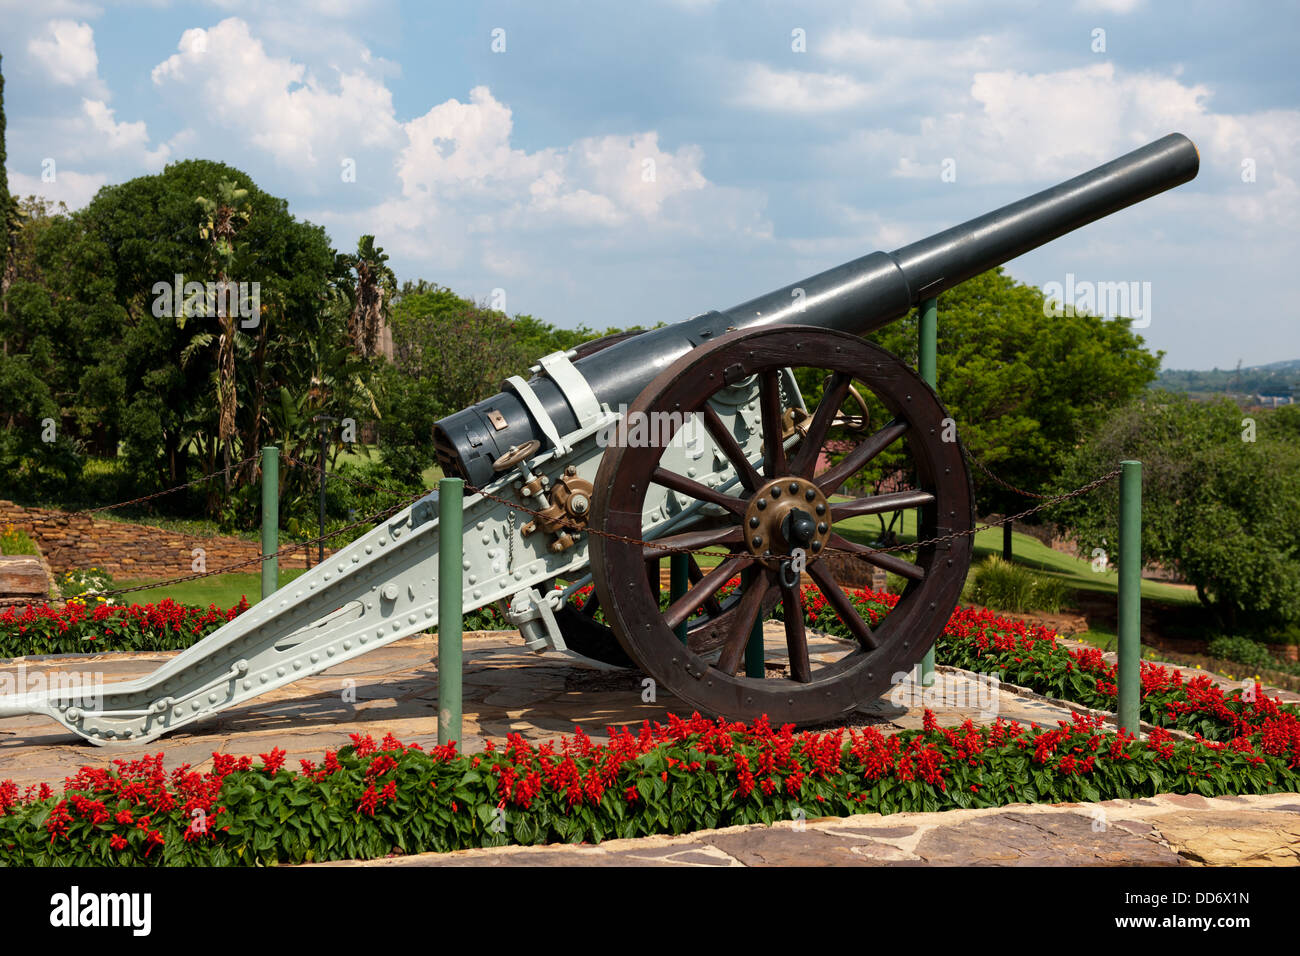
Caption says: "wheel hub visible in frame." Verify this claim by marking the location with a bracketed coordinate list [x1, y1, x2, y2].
[742, 476, 831, 568]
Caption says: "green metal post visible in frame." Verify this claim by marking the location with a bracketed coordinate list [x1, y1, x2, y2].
[260, 446, 279, 601]
[743, 566, 765, 678]
[1117, 460, 1142, 737]
[437, 478, 464, 748]
[670, 554, 689, 643]
[918, 296, 938, 687]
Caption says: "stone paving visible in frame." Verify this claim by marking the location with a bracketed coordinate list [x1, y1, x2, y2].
[0, 628, 1081, 789]
[321, 792, 1300, 867]
[1, 629, 1297, 866]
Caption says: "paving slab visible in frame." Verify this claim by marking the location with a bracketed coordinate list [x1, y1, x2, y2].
[317, 793, 1300, 868]
[0, 629, 1083, 789]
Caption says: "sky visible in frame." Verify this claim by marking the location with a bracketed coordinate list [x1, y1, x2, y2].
[2, 0, 1297, 371]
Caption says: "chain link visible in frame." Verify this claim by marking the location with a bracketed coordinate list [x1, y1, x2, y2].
[962, 446, 1053, 500]
[279, 454, 416, 501]
[465, 463, 1120, 563]
[38, 441, 1118, 601]
[843, 466, 1122, 555]
[73, 490, 426, 599]
[21, 454, 263, 522]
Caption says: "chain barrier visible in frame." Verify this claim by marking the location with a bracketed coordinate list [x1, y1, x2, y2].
[19, 454, 263, 522]
[846, 465, 1122, 555]
[26, 437, 1116, 602]
[279, 454, 417, 501]
[962, 446, 1054, 500]
[68, 489, 426, 600]
[460, 452, 1122, 563]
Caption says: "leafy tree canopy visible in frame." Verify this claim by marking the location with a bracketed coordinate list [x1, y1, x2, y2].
[1050, 392, 1300, 634]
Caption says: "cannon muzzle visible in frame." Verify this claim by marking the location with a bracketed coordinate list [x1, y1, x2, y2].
[437, 133, 1199, 484]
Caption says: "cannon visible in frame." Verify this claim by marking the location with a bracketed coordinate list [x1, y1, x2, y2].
[0, 134, 1199, 744]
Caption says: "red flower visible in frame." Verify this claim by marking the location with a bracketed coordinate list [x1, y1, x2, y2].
[259, 747, 286, 776]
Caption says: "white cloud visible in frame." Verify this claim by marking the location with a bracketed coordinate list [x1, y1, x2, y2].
[394, 87, 711, 227]
[831, 61, 1299, 229]
[81, 99, 170, 168]
[27, 19, 103, 92]
[150, 17, 402, 169]
[1074, 0, 1143, 13]
[312, 84, 767, 286]
[6, 168, 108, 210]
[729, 63, 874, 112]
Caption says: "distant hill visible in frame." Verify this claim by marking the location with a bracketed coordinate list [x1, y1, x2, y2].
[1156, 358, 1300, 397]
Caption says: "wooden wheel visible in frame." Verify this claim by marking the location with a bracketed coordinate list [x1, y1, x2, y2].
[588, 326, 973, 724]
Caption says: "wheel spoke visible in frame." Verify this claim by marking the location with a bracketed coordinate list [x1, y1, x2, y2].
[831, 489, 935, 521]
[716, 569, 772, 675]
[827, 533, 925, 580]
[807, 562, 877, 649]
[702, 403, 762, 493]
[815, 419, 908, 495]
[780, 581, 812, 682]
[788, 372, 852, 477]
[687, 557, 724, 617]
[651, 467, 746, 516]
[759, 370, 788, 477]
[664, 554, 751, 632]
[643, 526, 742, 558]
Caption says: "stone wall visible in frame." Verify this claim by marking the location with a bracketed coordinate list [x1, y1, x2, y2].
[0, 500, 333, 582]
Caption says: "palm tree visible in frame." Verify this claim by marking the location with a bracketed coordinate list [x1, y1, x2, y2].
[192, 180, 251, 488]
[336, 235, 396, 359]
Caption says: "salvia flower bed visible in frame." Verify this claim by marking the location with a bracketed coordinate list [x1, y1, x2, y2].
[2, 587, 1295, 747]
[0, 597, 504, 659]
[1, 709, 1298, 866]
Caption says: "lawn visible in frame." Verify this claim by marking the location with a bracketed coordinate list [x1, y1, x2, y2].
[114, 568, 308, 609]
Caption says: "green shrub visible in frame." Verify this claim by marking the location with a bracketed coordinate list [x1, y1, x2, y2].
[967, 556, 1069, 613]
[1207, 634, 1277, 671]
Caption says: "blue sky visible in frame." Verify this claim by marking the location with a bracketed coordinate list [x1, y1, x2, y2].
[2, 0, 1297, 370]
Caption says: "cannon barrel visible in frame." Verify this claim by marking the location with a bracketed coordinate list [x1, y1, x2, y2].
[436, 133, 1199, 485]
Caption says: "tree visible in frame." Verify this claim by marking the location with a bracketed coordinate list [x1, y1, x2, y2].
[3, 160, 346, 521]
[1, 53, 8, 290]
[866, 267, 1160, 518]
[1051, 392, 1300, 634]
[374, 285, 629, 484]
[336, 235, 396, 359]
[192, 179, 252, 488]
